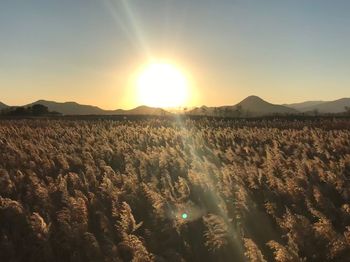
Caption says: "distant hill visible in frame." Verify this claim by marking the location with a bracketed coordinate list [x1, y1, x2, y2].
[119, 105, 170, 116]
[27, 100, 109, 115]
[0, 102, 9, 110]
[188, 106, 212, 116]
[25, 100, 170, 116]
[189, 96, 297, 117]
[2, 96, 349, 116]
[234, 96, 297, 115]
[292, 98, 350, 113]
[284, 101, 327, 111]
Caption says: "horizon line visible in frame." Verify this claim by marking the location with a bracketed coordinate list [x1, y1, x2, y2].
[1, 95, 350, 111]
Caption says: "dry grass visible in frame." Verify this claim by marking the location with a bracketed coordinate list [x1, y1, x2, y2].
[0, 119, 349, 261]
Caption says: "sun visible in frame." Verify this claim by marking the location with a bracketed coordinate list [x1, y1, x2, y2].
[137, 62, 189, 108]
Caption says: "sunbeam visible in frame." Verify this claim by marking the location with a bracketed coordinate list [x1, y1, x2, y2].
[103, 0, 152, 59]
[167, 117, 246, 259]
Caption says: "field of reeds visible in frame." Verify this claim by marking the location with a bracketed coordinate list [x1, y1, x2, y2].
[0, 119, 349, 261]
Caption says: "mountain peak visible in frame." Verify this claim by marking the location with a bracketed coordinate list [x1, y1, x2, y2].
[246, 95, 262, 99]
[233, 95, 297, 115]
[238, 96, 271, 107]
[35, 99, 49, 103]
[241, 95, 266, 103]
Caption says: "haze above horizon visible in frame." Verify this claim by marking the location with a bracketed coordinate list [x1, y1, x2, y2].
[1, 0, 349, 109]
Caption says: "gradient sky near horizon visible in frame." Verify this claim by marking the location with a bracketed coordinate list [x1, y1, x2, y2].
[1, 0, 350, 109]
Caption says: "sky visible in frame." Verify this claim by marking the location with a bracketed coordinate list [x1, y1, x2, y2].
[0, 0, 350, 109]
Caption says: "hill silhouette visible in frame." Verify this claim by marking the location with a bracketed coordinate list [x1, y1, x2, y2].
[1, 96, 349, 116]
[189, 96, 297, 117]
[284, 101, 326, 111]
[235, 95, 297, 115]
[27, 100, 109, 115]
[25, 100, 169, 116]
[287, 98, 350, 113]
[117, 105, 170, 116]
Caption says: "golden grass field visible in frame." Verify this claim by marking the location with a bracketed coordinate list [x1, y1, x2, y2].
[0, 119, 350, 261]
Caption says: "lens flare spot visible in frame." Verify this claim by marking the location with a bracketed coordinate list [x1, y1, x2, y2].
[181, 213, 188, 219]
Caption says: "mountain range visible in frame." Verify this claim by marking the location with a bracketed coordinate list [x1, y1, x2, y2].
[26, 100, 169, 116]
[284, 98, 350, 113]
[0, 96, 349, 116]
[189, 96, 349, 116]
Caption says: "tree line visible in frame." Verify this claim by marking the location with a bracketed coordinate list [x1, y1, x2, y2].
[0, 104, 61, 116]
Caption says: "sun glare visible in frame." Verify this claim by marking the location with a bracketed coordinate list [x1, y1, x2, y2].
[137, 63, 189, 108]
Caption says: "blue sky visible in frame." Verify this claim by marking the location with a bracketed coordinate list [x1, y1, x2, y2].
[0, 0, 349, 108]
